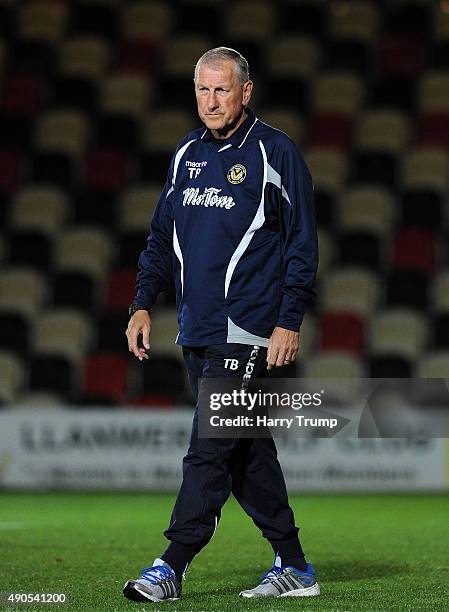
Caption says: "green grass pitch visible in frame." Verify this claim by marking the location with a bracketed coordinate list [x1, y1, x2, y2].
[0, 492, 448, 611]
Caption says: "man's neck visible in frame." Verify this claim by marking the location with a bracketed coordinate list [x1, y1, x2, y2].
[210, 108, 248, 140]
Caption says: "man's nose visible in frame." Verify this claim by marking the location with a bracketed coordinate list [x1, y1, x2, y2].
[207, 92, 219, 111]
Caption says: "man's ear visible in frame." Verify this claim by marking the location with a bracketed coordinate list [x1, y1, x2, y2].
[242, 80, 253, 106]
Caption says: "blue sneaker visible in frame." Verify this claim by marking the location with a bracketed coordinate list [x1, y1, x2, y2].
[239, 555, 320, 598]
[123, 558, 181, 602]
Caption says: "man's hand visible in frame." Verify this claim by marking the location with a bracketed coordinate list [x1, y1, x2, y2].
[126, 310, 151, 361]
[267, 326, 299, 370]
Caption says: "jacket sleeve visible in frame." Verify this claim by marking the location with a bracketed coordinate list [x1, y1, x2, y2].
[133, 159, 176, 310]
[277, 141, 318, 330]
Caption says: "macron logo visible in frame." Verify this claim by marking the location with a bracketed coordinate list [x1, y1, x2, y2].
[182, 187, 236, 210]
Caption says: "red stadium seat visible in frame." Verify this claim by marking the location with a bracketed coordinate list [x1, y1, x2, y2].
[320, 312, 365, 355]
[85, 148, 128, 192]
[415, 114, 449, 149]
[1, 74, 43, 117]
[391, 228, 435, 274]
[106, 269, 136, 311]
[308, 113, 352, 150]
[116, 38, 160, 75]
[377, 36, 422, 76]
[0, 150, 22, 194]
[83, 352, 129, 402]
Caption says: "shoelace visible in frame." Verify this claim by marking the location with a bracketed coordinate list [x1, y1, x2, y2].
[261, 565, 285, 583]
[140, 565, 174, 585]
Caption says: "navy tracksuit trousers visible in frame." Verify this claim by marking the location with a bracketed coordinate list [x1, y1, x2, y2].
[161, 344, 305, 575]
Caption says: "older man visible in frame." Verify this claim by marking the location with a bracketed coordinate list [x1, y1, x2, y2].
[124, 47, 319, 602]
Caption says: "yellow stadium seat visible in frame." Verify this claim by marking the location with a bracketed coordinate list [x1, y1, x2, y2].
[225, 1, 276, 40]
[321, 267, 380, 316]
[61, 36, 110, 79]
[143, 109, 196, 152]
[56, 227, 112, 278]
[0, 267, 47, 317]
[431, 270, 449, 313]
[369, 309, 428, 360]
[418, 71, 449, 112]
[259, 109, 303, 146]
[268, 36, 320, 78]
[165, 35, 212, 77]
[402, 147, 449, 192]
[356, 110, 410, 152]
[33, 308, 92, 362]
[120, 185, 163, 231]
[19, 1, 67, 43]
[339, 186, 394, 235]
[35, 110, 89, 156]
[418, 352, 449, 377]
[305, 147, 348, 193]
[101, 75, 150, 117]
[314, 72, 364, 114]
[0, 350, 23, 403]
[331, 0, 379, 41]
[11, 187, 67, 234]
[124, 1, 172, 40]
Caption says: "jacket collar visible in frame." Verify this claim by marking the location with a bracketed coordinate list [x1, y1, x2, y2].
[201, 108, 257, 149]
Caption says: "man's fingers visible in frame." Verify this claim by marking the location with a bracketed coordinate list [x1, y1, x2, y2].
[142, 325, 150, 350]
[266, 340, 277, 371]
[275, 346, 288, 367]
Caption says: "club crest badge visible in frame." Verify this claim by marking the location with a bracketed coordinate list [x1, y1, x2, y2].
[227, 164, 247, 184]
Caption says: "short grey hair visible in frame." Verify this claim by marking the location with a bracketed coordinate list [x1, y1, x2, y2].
[194, 47, 250, 84]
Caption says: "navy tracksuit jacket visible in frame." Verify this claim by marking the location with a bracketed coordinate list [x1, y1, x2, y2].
[133, 110, 318, 569]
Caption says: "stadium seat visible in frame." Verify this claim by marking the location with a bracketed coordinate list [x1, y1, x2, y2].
[106, 269, 137, 311]
[83, 352, 129, 402]
[296, 313, 317, 358]
[8, 231, 53, 270]
[52, 272, 98, 312]
[400, 189, 442, 229]
[73, 189, 117, 229]
[164, 35, 212, 77]
[370, 75, 415, 111]
[69, 2, 118, 39]
[29, 354, 75, 396]
[10, 186, 67, 235]
[331, 0, 379, 42]
[19, 1, 67, 43]
[350, 151, 397, 188]
[148, 309, 181, 357]
[418, 71, 449, 112]
[31, 152, 75, 189]
[302, 351, 365, 403]
[417, 351, 449, 378]
[123, 1, 172, 41]
[268, 36, 320, 79]
[377, 36, 422, 76]
[402, 147, 449, 192]
[100, 75, 150, 117]
[56, 227, 112, 279]
[433, 314, 449, 349]
[316, 228, 334, 277]
[280, 1, 326, 37]
[385, 270, 428, 310]
[0, 267, 47, 317]
[35, 110, 89, 157]
[0, 313, 29, 352]
[314, 73, 364, 114]
[0, 150, 22, 195]
[0, 350, 23, 403]
[338, 231, 381, 269]
[339, 186, 394, 235]
[308, 113, 353, 150]
[61, 35, 110, 79]
[224, 1, 275, 41]
[326, 39, 371, 73]
[304, 148, 348, 193]
[431, 269, 449, 313]
[95, 113, 138, 150]
[96, 311, 129, 351]
[320, 312, 365, 355]
[14, 391, 65, 407]
[1, 74, 44, 117]
[356, 109, 410, 153]
[51, 75, 97, 112]
[119, 185, 161, 231]
[415, 113, 449, 149]
[116, 38, 160, 76]
[141, 354, 187, 397]
[321, 268, 379, 316]
[369, 309, 428, 360]
[391, 228, 436, 275]
[142, 110, 196, 153]
[33, 309, 93, 362]
[85, 148, 128, 192]
[368, 355, 412, 378]
[258, 109, 303, 146]
[264, 76, 309, 113]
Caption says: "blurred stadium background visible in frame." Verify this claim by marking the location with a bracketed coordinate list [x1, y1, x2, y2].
[1, 2, 448, 609]
[0, 0, 448, 489]
[0, 0, 449, 408]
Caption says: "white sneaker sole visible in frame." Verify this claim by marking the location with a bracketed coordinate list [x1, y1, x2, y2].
[240, 582, 320, 598]
[123, 580, 180, 603]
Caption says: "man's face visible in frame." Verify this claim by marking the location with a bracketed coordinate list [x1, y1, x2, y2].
[195, 60, 253, 137]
